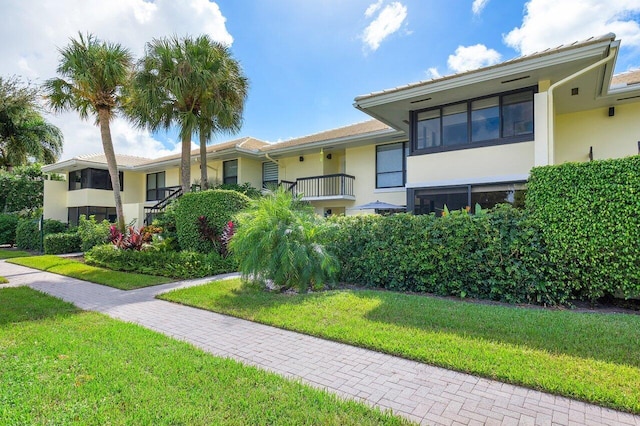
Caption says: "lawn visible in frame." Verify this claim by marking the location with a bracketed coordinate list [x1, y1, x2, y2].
[0, 286, 408, 425]
[160, 278, 640, 414]
[7, 255, 172, 290]
[0, 248, 32, 259]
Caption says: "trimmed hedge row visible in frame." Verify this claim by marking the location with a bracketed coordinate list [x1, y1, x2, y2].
[526, 156, 640, 301]
[327, 205, 565, 305]
[44, 233, 82, 254]
[85, 244, 237, 279]
[0, 214, 19, 245]
[175, 190, 250, 253]
[15, 218, 67, 251]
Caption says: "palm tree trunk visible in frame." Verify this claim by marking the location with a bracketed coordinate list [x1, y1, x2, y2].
[97, 108, 125, 231]
[181, 133, 192, 194]
[199, 130, 208, 190]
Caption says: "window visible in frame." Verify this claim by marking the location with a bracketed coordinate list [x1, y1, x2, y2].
[376, 142, 407, 188]
[412, 87, 535, 154]
[262, 162, 278, 189]
[223, 160, 238, 185]
[146, 172, 166, 201]
[67, 206, 117, 226]
[409, 182, 526, 216]
[68, 168, 123, 191]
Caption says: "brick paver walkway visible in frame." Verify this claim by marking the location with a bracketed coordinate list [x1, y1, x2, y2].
[2, 260, 639, 426]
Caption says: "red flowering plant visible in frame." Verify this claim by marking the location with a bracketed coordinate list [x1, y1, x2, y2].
[196, 216, 235, 258]
[108, 225, 148, 251]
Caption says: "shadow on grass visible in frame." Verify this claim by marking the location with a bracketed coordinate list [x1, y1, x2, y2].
[360, 289, 640, 368]
[0, 286, 80, 325]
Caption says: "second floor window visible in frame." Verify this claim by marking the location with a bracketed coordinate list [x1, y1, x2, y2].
[146, 171, 166, 201]
[68, 168, 123, 191]
[223, 159, 238, 185]
[412, 87, 535, 154]
[376, 142, 407, 188]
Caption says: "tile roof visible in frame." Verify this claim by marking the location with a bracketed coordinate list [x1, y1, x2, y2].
[355, 33, 617, 102]
[75, 153, 152, 166]
[137, 136, 269, 165]
[262, 120, 392, 151]
[611, 69, 640, 87]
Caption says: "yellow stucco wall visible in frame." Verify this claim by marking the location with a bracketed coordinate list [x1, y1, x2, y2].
[555, 102, 640, 164]
[406, 141, 535, 185]
[66, 189, 115, 207]
[238, 157, 263, 188]
[43, 180, 68, 222]
[122, 171, 144, 204]
[278, 152, 324, 181]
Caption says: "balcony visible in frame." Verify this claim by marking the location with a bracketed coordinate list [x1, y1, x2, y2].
[282, 173, 355, 201]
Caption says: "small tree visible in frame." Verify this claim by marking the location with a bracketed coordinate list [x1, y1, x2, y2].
[230, 188, 338, 292]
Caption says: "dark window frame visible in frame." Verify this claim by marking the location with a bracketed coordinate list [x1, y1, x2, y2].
[262, 161, 279, 189]
[68, 168, 123, 191]
[146, 171, 166, 201]
[67, 206, 117, 226]
[407, 181, 527, 216]
[223, 159, 238, 185]
[410, 86, 537, 156]
[375, 141, 408, 189]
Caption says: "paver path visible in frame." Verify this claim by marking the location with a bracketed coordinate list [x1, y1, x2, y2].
[2, 260, 639, 426]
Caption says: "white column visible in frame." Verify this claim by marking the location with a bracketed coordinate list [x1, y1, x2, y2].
[534, 91, 549, 167]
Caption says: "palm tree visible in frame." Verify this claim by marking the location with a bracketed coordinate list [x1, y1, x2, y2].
[127, 35, 248, 194]
[43, 33, 132, 231]
[197, 44, 248, 189]
[0, 76, 63, 169]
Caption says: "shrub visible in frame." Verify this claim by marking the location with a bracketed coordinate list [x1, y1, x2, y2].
[175, 190, 250, 253]
[327, 205, 564, 305]
[44, 233, 81, 254]
[77, 215, 111, 252]
[15, 218, 67, 251]
[527, 156, 640, 301]
[85, 244, 236, 279]
[152, 204, 180, 251]
[230, 189, 338, 292]
[0, 214, 19, 245]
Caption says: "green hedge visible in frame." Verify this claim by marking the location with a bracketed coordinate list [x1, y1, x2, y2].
[327, 205, 564, 305]
[526, 156, 640, 301]
[15, 218, 67, 251]
[44, 233, 82, 254]
[175, 190, 250, 253]
[0, 214, 19, 245]
[77, 215, 111, 252]
[85, 245, 237, 279]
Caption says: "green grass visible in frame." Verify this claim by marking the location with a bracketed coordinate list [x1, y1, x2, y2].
[0, 249, 32, 259]
[7, 255, 172, 290]
[161, 279, 640, 414]
[0, 276, 7, 283]
[0, 287, 408, 425]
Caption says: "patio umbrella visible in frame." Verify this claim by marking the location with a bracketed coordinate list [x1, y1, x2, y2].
[351, 200, 405, 210]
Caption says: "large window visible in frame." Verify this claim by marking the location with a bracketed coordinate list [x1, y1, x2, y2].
[68, 168, 123, 191]
[262, 162, 278, 189]
[146, 171, 166, 201]
[376, 142, 408, 188]
[223, 159, 238, 185]
[409, 182, 526, 216]
[412, 87, 535, 154]
[67, 206, 117, 226]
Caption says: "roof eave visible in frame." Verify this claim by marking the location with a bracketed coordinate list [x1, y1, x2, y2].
[355, 36, 615, 109]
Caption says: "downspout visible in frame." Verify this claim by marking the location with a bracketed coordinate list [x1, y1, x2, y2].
[547, 42, 618, 164]
[264, 152, 279, 165]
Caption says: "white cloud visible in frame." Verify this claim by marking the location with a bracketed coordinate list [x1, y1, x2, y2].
[0, 0, 232, 160]
[504, 0, 640, 55]
[365, 0, 384, 18]
[447, 44, 502, 73]
[362, 2, 408, 51]
[426, 67, 442, 79]
[472, 0, 490, 15]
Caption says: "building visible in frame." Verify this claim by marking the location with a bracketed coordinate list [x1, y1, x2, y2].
[42, 33, 640, 224]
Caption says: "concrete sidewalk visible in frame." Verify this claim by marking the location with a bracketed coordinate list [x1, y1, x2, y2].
[1, 260, 638, 426]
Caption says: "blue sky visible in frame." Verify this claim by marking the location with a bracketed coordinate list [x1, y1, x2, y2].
[1, 0, 639, 159]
